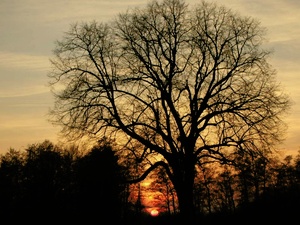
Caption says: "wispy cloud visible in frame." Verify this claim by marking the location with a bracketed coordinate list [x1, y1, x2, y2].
[0, 51, 51, 97]
[0, 51, 50, 71]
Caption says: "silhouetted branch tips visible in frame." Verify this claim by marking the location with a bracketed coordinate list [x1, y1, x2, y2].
[47, 0, 291, 222]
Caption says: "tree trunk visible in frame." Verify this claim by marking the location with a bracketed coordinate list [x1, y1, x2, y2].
[172, 158, 196, 223]
[177, 186, 195, 222]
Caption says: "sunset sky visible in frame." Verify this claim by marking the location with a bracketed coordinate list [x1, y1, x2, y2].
[1, 0, 299, 155]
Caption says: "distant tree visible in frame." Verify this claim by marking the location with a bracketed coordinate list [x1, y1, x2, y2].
[217, 167, 236, 213]
[48, 0, 290, 222]
[0, 140, 131, 223]
[151, 167, 178, 215]
[234, 152, 268, 208]
[194, 163, 218, 214]
[74, 140, 128, 223]
[21, 140, 68, 219]
[0, 148, 24, 218]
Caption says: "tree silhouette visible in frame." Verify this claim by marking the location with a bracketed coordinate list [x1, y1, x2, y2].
[0, 140, 132, 223]
[74, 141, 127, 223]
[48, 0, 290, 222]
[1, 140, 300, 223]
[0, 148, 24, 219]
[21, 141, 72, 221]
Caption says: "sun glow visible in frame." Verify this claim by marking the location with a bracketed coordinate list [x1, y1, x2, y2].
[150, 209, 159, 216]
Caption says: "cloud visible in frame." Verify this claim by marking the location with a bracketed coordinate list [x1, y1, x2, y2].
[0, 51, 50, 71]
[0, 51, 51, 97]
[0, 0, 148, 25]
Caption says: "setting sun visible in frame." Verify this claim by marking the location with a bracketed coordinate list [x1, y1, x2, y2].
[150, 209, 159, 216]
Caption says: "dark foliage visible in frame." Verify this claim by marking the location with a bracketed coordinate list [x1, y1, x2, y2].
[0, 140, 129, 224]
[0, 140, 299, 224]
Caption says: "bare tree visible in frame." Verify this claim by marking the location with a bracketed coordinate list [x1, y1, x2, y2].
[48, 0, 290, 221]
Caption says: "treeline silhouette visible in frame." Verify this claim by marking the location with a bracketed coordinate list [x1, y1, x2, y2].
[0, 140, 133, 224]
[0, 140, 299, 224]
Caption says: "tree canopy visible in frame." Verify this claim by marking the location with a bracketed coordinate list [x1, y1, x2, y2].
[48, 0, 290, 222]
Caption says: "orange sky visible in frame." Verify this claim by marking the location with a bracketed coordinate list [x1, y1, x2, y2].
[129, 179, 172, 215]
